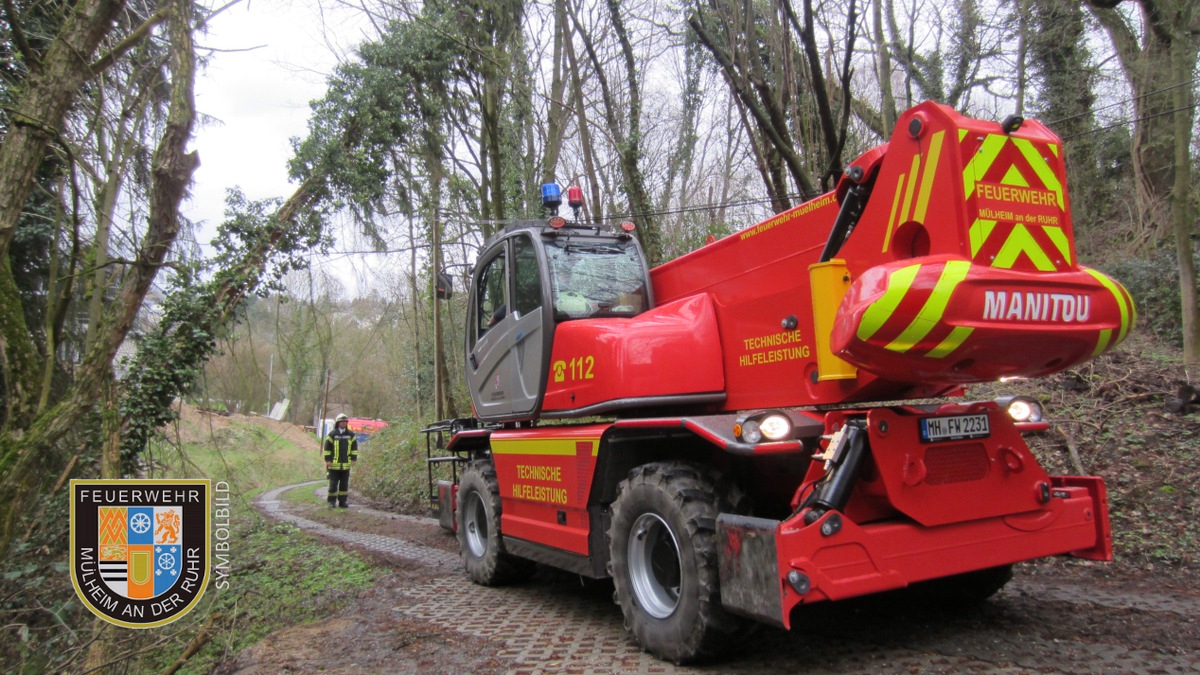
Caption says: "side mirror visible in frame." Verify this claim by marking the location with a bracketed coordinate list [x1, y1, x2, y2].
[435, 271, 454, 300]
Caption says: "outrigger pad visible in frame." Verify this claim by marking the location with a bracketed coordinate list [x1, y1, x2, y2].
[717, 514, 784, 628]
[436, 480, 456, 532]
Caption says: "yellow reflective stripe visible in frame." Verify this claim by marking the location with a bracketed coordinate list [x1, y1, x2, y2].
[913, 131, 945, 223]
[963, 134, 1008, 199]
[993, 223, 1056, 271]
[969, 218, 997, 256]
[491, 438, 599, 456]
[899, 154, 921, 224]
[1013, 137, 1064, 209]
[927, 326, 975, 358]
[857, 264, 922, 341]
[1092, 328, 1113, 357]
[885, 261, 972, 352]
[1049, 143, 1059, 157]
[1086, 268, 1133, 343]
[958, 129, 968, 142]
[1043, 226, 1072, 264]
[882, 174, 906, 253]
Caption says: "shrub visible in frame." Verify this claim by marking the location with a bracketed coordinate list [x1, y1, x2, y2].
[1099, 247, 1196, 346]
[353, 419, 439, 514]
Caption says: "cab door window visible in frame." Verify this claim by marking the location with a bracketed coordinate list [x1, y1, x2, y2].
[511, 235, 543, 316]
[475, 251, 507, 339]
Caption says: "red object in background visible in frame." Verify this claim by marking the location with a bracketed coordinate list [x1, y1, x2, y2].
[347, 418, 388, 434]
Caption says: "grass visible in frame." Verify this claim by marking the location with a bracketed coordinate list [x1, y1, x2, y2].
[147, 417, 322, 491]
[126, 418, 385, 673]
[136, 502, 381, 673]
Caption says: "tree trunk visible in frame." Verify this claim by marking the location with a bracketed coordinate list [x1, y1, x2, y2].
[0, 0, 197, 554]
[1170, 38, 1198, 363]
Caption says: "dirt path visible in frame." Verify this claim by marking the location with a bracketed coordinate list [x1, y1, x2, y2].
[226, 482, 1200, 674]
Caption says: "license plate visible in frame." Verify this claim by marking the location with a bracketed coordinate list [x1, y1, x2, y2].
[920, 414, 990, 442]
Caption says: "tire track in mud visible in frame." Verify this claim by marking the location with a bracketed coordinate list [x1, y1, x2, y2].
[257, 482, 1200, 674]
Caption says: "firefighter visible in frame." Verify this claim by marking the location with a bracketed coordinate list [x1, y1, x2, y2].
[323, 413, 358, 508]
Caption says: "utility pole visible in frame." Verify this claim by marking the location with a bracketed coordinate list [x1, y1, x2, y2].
[266, 353, 273, 416]
[320, 368, 331, 434]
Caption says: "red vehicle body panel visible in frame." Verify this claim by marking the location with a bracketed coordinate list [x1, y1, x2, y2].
[541, 294, 724, 415]
[489, 425, 607, 555]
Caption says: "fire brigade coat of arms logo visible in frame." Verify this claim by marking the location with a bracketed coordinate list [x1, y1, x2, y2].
[70, 479, 211, 628]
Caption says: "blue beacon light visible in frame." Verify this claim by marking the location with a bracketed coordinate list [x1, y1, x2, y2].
[541, 183, 562, 214]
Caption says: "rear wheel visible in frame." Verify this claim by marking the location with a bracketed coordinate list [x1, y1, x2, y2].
[456, 460, 535, 585]
[608, 462, 746, 664]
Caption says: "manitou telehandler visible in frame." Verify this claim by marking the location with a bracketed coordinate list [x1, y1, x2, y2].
[423, 101, 1134, 663]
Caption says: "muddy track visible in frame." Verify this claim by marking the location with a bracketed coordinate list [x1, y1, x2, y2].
[248, 482, 1200, 674]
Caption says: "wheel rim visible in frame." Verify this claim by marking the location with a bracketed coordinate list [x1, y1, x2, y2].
[627, 512, 682, 619]
[463, 491, 489, 558]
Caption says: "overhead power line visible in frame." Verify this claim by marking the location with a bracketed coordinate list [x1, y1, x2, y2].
[1044, 76, 1200, 127]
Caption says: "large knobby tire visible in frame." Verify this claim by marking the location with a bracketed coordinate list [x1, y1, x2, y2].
[456, 460, 535, 585]
[607, 462, 747, 664]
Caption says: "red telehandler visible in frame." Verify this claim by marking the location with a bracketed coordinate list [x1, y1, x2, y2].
[423, 101, 1134, 663]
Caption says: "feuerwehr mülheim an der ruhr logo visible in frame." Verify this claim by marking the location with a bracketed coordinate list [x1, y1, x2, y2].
[70, 479, 211, 628]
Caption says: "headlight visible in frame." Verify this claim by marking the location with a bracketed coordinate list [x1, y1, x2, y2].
[738, 419, 762, 444]
[735, 411, 793, 444]
[759, 414, 793, 441]
[996, 395, 1044, 423]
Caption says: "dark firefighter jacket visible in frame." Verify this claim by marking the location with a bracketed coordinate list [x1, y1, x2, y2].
[324, 427, 358, 470]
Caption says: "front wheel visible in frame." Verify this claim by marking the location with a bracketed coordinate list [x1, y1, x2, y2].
[607, 462, 746, 663]
[456, 460, 535, 585]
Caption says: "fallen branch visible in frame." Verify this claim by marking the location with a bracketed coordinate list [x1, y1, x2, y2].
[161, 611, 223, 675]
[1049, 425, 1086, 475]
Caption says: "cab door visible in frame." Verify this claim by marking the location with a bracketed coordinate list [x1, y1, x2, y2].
[466, 234, 551, 420]
[508, 235, 549, 417]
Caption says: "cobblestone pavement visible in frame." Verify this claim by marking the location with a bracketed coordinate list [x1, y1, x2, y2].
[257, 483, 1200, 674]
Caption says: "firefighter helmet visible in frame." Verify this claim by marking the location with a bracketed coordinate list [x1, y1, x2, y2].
[335, 414, 349, 422]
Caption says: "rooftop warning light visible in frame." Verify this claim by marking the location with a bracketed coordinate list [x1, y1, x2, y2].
[620, 221, 636, 232]
[567, 185, 584, 208]
[541, 183, 562, 214]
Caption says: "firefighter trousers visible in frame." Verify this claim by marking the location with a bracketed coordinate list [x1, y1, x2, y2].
[327, 469, 350, 507]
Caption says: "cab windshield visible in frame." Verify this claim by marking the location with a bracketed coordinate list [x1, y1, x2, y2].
[544, 238, 649, 321]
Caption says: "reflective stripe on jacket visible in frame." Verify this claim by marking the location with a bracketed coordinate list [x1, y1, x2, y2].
[324, 428, 358, 469]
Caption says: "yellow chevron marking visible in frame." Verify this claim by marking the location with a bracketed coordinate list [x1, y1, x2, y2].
[886, 260, 972, 352]
[857, 264, 922, 341]
[882, 173, 907, 253]
[899, 153, 921, 224]
[1043, 226, 1072, 264]
[927, 326, 975, 358]
[969, 218, 997, 257]
[1001, 164, 1029, 186]
[963, 134, 1008, 199]
[1013, 138, 1064, 209]
[1049, 143, 1060, 157]
[913, 131, 946, 223]
[993, 223, 1056, 271]
[491, 438, 599, 456]
[1092, 328, 1113, 357]
[959, 129, 968, 142]
[1086, 268, 1134, 344]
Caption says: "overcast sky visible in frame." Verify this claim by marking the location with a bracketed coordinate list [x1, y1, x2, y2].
[184, 0, 372, 251]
